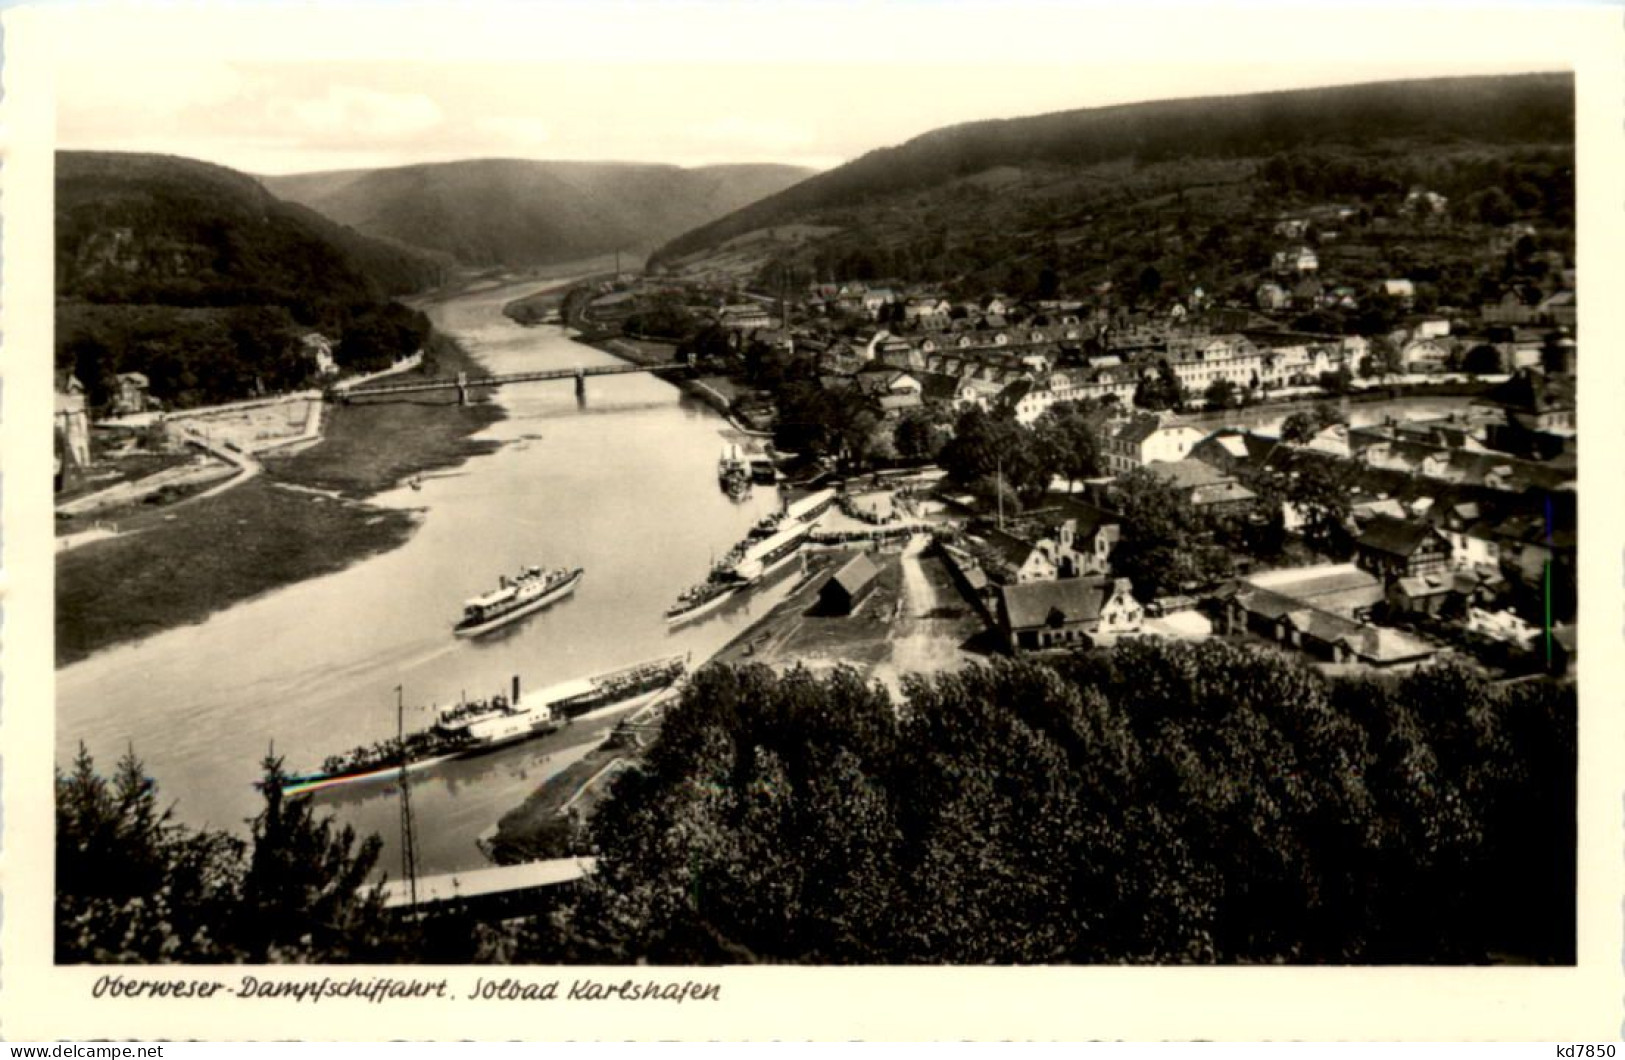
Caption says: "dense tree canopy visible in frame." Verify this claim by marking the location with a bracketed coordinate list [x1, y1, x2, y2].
[57, 748, 406, 963]
[1034, 401, 1107, 489]
[523, 645, 1573, 964]
[938, 406, 1052, 503]
[60, 643, 1576, 966]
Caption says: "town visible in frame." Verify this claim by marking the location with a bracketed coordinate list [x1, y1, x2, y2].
[540, 198, 1577, 685]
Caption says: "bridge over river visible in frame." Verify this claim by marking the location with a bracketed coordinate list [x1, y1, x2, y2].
[338, 361, 688, 404]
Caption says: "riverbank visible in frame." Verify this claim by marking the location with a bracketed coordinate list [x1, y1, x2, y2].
[481, 553, 841, 863]
[270, 334, 503, 497]
[56, 332, 506, 667]
[570, 330, 777, 437]
[482, 538, 994, 862]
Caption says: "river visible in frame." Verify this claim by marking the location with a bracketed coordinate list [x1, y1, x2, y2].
[1178, 394, 1478, 437]
[56, 281, 797, 879]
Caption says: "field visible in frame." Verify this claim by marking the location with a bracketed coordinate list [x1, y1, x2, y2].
[56, 334, 505, 665]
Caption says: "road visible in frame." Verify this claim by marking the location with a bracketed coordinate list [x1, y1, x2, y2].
[872, 534, 976, 699]
[173, 423, 263, 502]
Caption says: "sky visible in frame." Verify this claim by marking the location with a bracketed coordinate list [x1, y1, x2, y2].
[40, 3, 1589, 175]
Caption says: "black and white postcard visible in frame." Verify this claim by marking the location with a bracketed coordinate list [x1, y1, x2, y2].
[4, 0, 1621, 1041]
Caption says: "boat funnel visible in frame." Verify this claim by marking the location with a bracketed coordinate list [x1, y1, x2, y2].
[513, 674, 521, 705]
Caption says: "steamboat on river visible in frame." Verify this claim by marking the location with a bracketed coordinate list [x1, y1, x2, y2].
[453, 564, 583, 637]
[281, 654, 687, 798]
[665, 520, 813, 626]
[748, 487, 837, 539]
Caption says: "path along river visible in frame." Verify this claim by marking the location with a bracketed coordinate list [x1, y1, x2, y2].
[56, 281, 799, 879]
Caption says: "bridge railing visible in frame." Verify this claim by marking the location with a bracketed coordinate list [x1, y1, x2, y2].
[337, 361, 686, 400]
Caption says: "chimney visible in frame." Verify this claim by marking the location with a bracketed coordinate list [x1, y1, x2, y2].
[513, 674, 521, 705]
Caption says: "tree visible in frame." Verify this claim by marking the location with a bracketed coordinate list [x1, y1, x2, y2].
[939, 405, 1049, 502]
[1136, 265, 1164, 304]
[1202, 378, 1239, 411]
[1474, 187, 1516, 226]
[1360, 335, 1405, 380]
[56, 746, 408, 964]
[1463, 344, 1505, 375]
[1034, 402, 1105, 491]
[533, 647, 1576, 964]
[56, 744, 245, 962]
[1133, 360, 1184, 412]
[774, 380, 853, 461]
[1317, 366, 1354, 396]
[893, 407, 952, 463]
[1107, 467, 1230, 598]
[680, 324, 733, 364]
[623, 293, 695, 341]
[1284, 456, 1357, 557]
[1281, 401, 1344, 444]
[68, 335, 119, 412]
[239, 755, 399, 962]
[1280, 412, 1317, 444]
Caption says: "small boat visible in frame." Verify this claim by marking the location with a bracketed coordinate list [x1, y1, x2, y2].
[717, 443, 748, 483]
[454, 565, 583, 637]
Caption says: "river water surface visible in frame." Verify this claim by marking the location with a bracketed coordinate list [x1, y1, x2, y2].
[57, 282, 796, 878]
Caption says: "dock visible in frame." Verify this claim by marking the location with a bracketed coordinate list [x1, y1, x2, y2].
[378, 856, 597, 912]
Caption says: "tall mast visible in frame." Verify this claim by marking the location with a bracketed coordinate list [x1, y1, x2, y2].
[397, 685, 419, 911]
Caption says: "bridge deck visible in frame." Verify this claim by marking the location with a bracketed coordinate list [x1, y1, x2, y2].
[342, 362, 681, 399]
[378, 856, 597, 909]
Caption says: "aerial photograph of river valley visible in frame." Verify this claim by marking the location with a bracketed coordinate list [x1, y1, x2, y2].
[34, 8, 1607, 1025]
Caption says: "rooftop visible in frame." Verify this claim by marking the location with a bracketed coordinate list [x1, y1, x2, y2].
[1356, 516, 1446, 558]
[827, 552, 880, 598]
[1245, 563, 1379, 600]
[999, 577, 1129, 630]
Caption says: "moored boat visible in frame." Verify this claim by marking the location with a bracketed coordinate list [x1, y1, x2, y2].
[717, 444, 747, 483]
[664, 521, 810, 624]
[543, 653, 688, 720]
[732, 521, 812, 582]
[281, 676, 548, 798]
[784, 487, 837, 524]
[280, 657, 688, 798]
[664, 577, 744, 626]
[454, 565, 583, 637]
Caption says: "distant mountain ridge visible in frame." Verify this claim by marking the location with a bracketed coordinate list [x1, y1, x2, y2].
[262, 159, 816, 268]
[648, 72, 1573, 276]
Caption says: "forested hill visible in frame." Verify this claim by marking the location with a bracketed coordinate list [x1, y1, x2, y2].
[262, 159, 816, 268]
[56, 152, 450, 409]
[647, 73, 1573, 286]
[58, 151, 450, 305]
